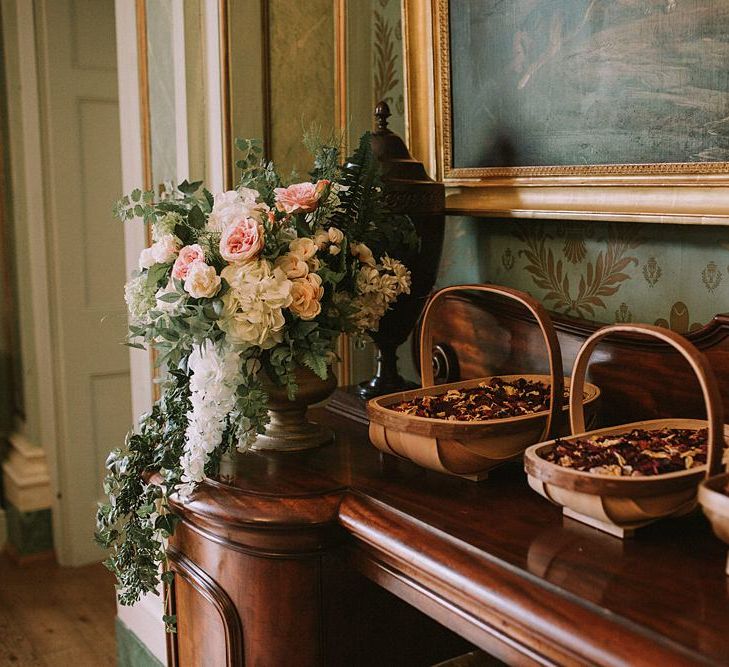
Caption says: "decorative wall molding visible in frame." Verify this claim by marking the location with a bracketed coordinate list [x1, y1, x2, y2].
[2, 433, 52, 513]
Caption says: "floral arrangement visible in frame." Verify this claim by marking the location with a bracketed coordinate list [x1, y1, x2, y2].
[96, 133, 416, 618]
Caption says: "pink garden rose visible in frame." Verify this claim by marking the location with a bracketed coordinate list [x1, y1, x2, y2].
[172, 244, 205, 280]
[273, 180, 329, 215]
[220, 217, 264, 263]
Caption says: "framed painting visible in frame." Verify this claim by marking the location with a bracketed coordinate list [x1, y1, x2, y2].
[403, 0, 729, 224]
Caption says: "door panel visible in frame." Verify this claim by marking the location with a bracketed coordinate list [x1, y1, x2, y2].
[35, 0, 131, 564]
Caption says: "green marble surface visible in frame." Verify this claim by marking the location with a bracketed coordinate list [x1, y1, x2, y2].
[116, 618, 164, 667]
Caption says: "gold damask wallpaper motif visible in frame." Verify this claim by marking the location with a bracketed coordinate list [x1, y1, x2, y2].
[373, 0, 404, 126]
[437, 219, 729, 333]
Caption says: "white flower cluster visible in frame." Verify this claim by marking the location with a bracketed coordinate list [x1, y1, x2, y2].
[178, 343, 243, 499]
[351, 254, 411, 331]
[124, 274, 157, 326]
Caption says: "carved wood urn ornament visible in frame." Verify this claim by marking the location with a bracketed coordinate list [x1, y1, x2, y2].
[357, 101, 446, 399]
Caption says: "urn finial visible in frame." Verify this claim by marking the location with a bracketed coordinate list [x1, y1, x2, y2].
[374, 100, 391, 132]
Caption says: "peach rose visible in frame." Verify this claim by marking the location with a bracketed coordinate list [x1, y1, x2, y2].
[273, 180, 329, 214]
[172, 244, 205, 280]
[220, 217, 264, 264]
[289, 273, 324, 321]
[274, 252, 309, 279]
[289, 237, 317, 261]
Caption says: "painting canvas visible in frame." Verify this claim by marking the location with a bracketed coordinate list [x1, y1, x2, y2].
[448, 0, 729, 169]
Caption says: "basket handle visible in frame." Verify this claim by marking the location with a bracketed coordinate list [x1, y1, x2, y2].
[569, 324, 725, 478]
[419, 284, 564, 439]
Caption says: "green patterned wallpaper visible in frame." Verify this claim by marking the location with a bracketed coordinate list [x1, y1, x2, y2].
[438, 219, 729, 332]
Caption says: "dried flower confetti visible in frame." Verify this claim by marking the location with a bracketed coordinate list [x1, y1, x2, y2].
[388, 377, 564, 422]
[542, 427, 708, 477]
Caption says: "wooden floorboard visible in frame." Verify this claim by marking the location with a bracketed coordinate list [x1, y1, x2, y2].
[0, 552, 116, 666]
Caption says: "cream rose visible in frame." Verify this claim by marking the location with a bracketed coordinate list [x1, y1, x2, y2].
[139, 234, 180, 269]
[329, 245, 341, 256]
[327, 227, 344, 244]
[273, 180, 329, 214]
[172, 244, 205, 280]
[314, 228, 330, 249]
[220, 217, 264, 264]
[289, 273, 324, 321]
[289, 237, 317, 261]
[184, 261, 221, 299]
[274, 252, 309, 279]
[219, 260, 292, 349]
[350, 242, 375, 267]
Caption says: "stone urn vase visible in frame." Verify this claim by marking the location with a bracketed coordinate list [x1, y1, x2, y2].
[251, 366, 338, 452]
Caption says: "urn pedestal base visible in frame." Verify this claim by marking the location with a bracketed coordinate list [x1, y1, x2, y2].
[251, 409, 334, 452]
[251, 367, 338, 452]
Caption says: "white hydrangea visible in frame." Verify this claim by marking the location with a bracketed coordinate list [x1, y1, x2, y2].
[178, 343, 242, 499]
[152, 212, 182, 241]
[219, 259, 293, 349]
[124, 274, 157, 325]
[207, 188, 268, 232]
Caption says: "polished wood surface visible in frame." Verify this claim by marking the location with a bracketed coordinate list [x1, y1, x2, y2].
[171, 411, 729, 665]
[168, 299, 729, 666]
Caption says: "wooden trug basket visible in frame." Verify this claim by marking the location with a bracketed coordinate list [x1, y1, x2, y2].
[698, 471, 729, 575]
[367, 285, 600, 480]
[525, 323, 727, 539]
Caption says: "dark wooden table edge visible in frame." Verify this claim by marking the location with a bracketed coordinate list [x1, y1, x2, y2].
[337, 491, 719, 667]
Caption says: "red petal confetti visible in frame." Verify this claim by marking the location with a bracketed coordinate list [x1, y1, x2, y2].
[387, 377, 564, 422]
[542, 427, 708, 477]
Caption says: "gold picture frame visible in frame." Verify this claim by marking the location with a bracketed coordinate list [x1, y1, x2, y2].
[403, 0, 729, 225]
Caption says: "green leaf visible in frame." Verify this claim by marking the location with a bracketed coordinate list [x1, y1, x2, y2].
[300, 351, 328, 380]
[178, 179, 202, 195]
[131, 188, 142, 203]
[187, 205, 205, 229]
[156, 292, 181, 303]
[203, 188, 214, 209]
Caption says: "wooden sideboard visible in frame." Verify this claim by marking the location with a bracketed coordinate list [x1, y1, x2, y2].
[168, 296, 729, 666]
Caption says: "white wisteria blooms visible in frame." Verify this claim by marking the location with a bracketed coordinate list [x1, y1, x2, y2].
[178, 343, 243, 499]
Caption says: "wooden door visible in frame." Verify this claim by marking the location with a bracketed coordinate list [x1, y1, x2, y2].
[34, 0, 131, 565]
